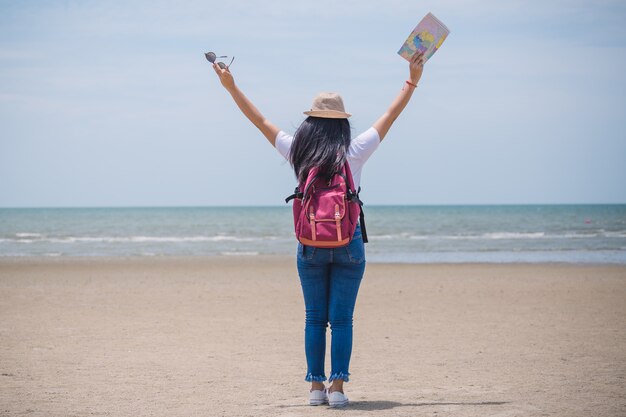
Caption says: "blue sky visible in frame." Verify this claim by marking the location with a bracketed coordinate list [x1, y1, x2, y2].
[1, 0, 625, 207]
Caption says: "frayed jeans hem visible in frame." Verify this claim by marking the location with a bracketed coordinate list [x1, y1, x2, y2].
[328, 372, 350, 382]
[304, 373, 327, 382]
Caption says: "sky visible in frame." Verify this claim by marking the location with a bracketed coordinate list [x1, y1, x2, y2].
[1, 0, 625, 207]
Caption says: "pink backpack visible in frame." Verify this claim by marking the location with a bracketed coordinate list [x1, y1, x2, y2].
[285, 161, 367, 248]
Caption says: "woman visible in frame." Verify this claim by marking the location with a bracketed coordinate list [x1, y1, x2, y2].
[212, 51, 425, 407]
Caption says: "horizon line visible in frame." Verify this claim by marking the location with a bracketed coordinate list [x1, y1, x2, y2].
[1, 202, 626, 210]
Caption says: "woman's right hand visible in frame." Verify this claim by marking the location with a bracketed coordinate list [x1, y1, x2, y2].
[210, 61, 281, 146]
[213, 63, 235, 91]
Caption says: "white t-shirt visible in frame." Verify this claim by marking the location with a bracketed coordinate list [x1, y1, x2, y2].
[275, 127, 380, 189]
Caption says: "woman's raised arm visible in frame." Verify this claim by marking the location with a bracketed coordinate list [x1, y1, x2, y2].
[372, 51, 425, 141]
[212, 63, 280, 146]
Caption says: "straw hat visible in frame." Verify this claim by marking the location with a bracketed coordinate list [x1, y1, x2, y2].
[303, 92, 351, 119]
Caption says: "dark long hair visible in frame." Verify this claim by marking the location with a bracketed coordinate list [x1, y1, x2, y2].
[289, 116, 351, 184]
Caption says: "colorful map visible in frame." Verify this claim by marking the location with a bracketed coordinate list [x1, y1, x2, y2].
[398, 12, 450, 63]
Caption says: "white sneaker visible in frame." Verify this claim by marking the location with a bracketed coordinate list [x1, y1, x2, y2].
[328, 391, 349, 408]
[309, 389, 328, 406]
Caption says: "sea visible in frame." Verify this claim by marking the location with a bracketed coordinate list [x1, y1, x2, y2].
[1, 205, 625, 264]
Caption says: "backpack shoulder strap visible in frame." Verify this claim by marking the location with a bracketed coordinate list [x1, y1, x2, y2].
[343, 161, 368, 244]
[284, 166, 321, 203]
[343, 161, 356, 193]
[285, 188, 302, 203]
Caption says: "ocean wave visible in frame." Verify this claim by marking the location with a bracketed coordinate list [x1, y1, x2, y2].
[405, 231, 626, 240]
[368, 234, 395, 240]
[3, 230, 624, 245]
[220, 251, 260, 256]
[481, 232, 546, 239]
[15, 233, 44, 238]
[405, 232, 547, 240]
[369, 233, 414, 240]
[2, 235, 274, 244]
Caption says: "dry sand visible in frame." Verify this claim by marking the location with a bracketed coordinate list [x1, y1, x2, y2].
[1, 257, 625, 416]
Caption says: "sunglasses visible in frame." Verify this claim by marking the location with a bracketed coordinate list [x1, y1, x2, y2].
[205, 52, 235, 69]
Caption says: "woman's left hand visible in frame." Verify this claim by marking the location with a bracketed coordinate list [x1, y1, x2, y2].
[409, 51, 425, 84]
[372, 50, 426, 141]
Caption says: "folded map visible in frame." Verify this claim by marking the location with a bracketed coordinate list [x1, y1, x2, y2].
[398, 12, 450, 63]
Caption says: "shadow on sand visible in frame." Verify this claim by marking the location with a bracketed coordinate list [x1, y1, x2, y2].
[278, 400, 509, 410]
[347, 400, 509, 411]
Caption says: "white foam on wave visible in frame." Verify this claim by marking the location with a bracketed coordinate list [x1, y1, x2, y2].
[375, 231, 626, 241]
[407, 232, 547, 240]
[603, 231, 626, 238]
[369, 233, 414, 240]
[555, 233, 593, 239]
[220, 251, 260, 256]
[5, 230, 618, 245]
[368, 234, 396, 240]
[15, 233, 44, 238]
[210, 235, 259, 242]
[43, 235, 264, 243]
[482, 232, 546, 239]
[407, 235, 430, 240]
[1, 235, 283, 244]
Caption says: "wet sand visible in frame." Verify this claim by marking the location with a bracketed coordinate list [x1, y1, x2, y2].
[1, 257, 625, 416]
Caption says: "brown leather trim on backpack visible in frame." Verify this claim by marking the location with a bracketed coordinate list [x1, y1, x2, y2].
[299, 237, 351, 248]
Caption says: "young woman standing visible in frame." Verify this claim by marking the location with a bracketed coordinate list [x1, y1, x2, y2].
[212, 51, 425, 407]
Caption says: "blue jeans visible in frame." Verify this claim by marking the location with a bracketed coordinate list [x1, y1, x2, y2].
[296, 225, 366, 383]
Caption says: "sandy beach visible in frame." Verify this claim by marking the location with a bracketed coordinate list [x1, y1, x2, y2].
[1, 257, 625, 416]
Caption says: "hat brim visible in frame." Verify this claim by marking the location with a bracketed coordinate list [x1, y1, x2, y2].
[303, 110, 351, 119]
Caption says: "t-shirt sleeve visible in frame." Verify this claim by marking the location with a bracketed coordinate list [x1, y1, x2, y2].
[274, 131, 293, 161]
[347, 127, 380, 163]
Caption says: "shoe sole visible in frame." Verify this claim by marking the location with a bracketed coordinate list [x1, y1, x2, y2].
[309, 391, 328, 406]
[329, 399, 349, 408]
